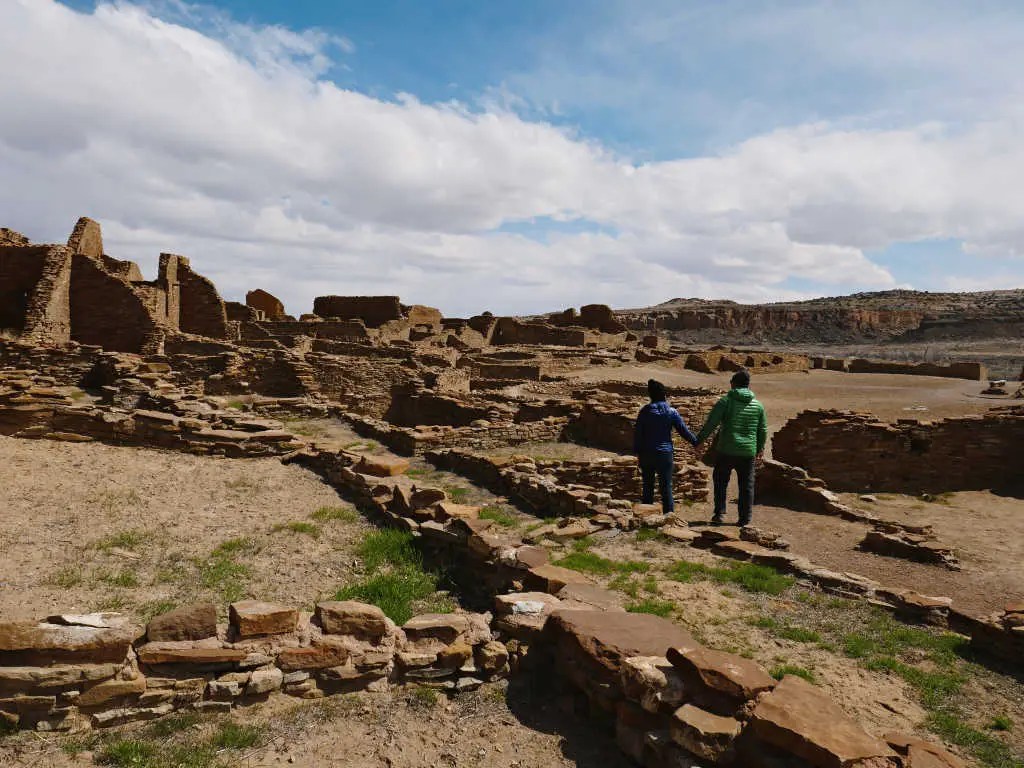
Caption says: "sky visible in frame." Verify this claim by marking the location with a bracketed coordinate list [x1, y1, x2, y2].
[2, 1, 1024, 317]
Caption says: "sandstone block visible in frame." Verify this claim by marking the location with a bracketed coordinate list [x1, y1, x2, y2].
[667, 644, 774, 703]
[136, 641, 246, 666]
[748, 675, 898, 768]
[246, 667, 284, 695]
[402, 613, 491, 648]
[357, 455, 410, 477]
[147, 603, 217, 642]
[0, 619, 140, 666]
[620, 656, 687, 714]
[277, 640, 350, 672]
[0, 663, 119, 696]
[524, 564, 593, 594]
[474, 641, 509, 676]
[229, 601, 298, 637]
[883, 732, 967, 768]
[670, 703, 741, 762]
[77, 675, 147, 707]
[316, 601, 389, 638]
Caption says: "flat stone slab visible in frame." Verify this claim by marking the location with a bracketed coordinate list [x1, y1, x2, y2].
[0, 620, 141, 665]
[667, 645, 775, 702]
[525, 564, 594, 594]
[357, 454, 410, 477]
[546, 610, 699, 681]
[229, 601, 298, 638]
[749, 675, 899, 768]
[671, 703, 742, 762]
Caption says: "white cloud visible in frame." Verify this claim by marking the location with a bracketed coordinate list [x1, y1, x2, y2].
[0, 0, 1021, 317]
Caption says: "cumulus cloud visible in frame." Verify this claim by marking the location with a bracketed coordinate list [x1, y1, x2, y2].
[0, 0, 1021, 316]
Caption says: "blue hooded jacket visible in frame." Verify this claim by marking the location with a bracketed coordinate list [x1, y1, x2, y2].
[633, 400, 698, 454]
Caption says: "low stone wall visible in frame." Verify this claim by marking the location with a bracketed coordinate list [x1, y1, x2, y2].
[683, 348, 810, 374]
[772, 408, 1024, 494]
[0, 601, 506, 733]
[344, 412, 570, 456]
[811, 357, 987, 380]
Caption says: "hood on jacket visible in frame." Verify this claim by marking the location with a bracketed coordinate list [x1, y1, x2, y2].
[727, 387, 755, 404]
[647, 400, 672, 414]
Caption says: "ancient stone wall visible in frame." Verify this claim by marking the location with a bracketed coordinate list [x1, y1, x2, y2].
[772, 408, 1024, 494]
[69, 255, 162, 354]
[491, 318, 590, 346]
[246, 288, 286, 320]
[307, 355, 418, 417]
[0, 245, 73, 346]
[175, 256, 229, 339]
[683, 348, 810, 374]
[313, 295, 403, 326]
[845, 358, 986, 380]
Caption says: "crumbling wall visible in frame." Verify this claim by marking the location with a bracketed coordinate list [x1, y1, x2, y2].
[773, 408, 1024, 494]
[69, 255, 161, 354]
[66, 216, 103, 259]
[491, 318, 590, 346]
[175, 256, 229, 339]
[0, 245, 73, 345]
[313, 295, 403, 326]
[246, 288, 286, 320]
[846, 358, 986, 381]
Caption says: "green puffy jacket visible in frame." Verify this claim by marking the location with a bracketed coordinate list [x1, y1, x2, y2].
[695, 388, 767, 458]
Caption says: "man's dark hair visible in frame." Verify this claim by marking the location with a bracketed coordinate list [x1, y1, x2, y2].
[730, 369, 751, 388]
[647, 378, 667, 401]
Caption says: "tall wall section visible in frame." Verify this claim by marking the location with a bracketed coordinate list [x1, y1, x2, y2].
[772, 408, 1024, 495]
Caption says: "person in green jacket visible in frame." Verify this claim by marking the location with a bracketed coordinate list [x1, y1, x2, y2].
[694, 369, 768, 526]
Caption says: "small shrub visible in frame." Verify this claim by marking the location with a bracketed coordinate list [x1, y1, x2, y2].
[211, 721, 262, 749]
[988, 715, 1013, 732]
[271, 521, 321, 538]
[771, 664, 816, 683]
[138, 600, 177, 622]
[927, 711, 1024, 768]
[311, 506, 358, 523]
[409, 685, 439, 708]
[196, 537, 256, 603]
[93, 594, 129, 611]
[478, 505, 518, 527]
[626, 599, 675, 617]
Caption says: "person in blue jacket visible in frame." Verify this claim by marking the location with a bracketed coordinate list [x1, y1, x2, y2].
[633, 379, 698, 514]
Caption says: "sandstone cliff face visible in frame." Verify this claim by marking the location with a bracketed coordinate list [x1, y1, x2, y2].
[614, 290, 1024, 344]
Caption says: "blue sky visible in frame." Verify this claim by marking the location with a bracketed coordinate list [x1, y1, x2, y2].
[2, 1, 1023, 314]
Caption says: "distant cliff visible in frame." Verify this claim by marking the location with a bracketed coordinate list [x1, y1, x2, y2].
[613, 290, 1024, 344]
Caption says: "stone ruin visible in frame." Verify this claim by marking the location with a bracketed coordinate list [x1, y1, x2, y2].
[0, 217, 1012, 768]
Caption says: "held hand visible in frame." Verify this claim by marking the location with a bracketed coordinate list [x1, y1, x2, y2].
[755, 451, 765, 468]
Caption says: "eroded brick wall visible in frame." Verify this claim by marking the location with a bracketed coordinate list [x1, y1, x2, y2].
[176, 257, 229, 339]
[69, 255, 160, 353]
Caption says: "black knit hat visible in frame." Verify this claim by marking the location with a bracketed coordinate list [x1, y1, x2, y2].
[730, 369, 751, 388]
[647, 379, 667, 401]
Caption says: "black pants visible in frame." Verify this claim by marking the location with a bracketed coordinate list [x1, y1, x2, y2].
[712, 454, 756, 525]
[639, 450, 675, 514]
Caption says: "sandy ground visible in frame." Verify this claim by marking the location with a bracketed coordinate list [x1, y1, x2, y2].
[0, 435, 372, 623]
[573, 365, 1002, 436]
[0, 680, 635, 768]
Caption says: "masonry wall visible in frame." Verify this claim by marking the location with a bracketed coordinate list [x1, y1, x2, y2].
[313, 295, 403, 326]
[69, 255, 161, 353]
[772, 408, 1024, 494]
[176, 257, 229, 339]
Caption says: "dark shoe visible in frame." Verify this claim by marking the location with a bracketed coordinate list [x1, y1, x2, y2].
[710, 516, 724, 526]
[738, 519, 751, 527]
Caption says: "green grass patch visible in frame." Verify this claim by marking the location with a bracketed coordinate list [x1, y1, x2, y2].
[335, 567, 441, 625]
[210, 721, 262, 750]
[555, 550, 649, 577]
[478, 505, 519, 527]
[271, 521, 321, 538]
[927, 711, 1024, 768]
[94, 529, 146, 552]
[96, 738, 159, 767]
[443, 485, 470, 503]
[771, 664, 817, 683]
[146, 712, 201, 738]
[225, 399, 246, 410]
[195, 536, 257, 603]
[52, 566, 83, 588]
[311, 505, 358, 523]
[666, 559, 794, 595]
[98, 568, 140, 588]
[626, 598, 675, 617]
[635, 528, 672, 544]
[358, 529, 421, 571]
